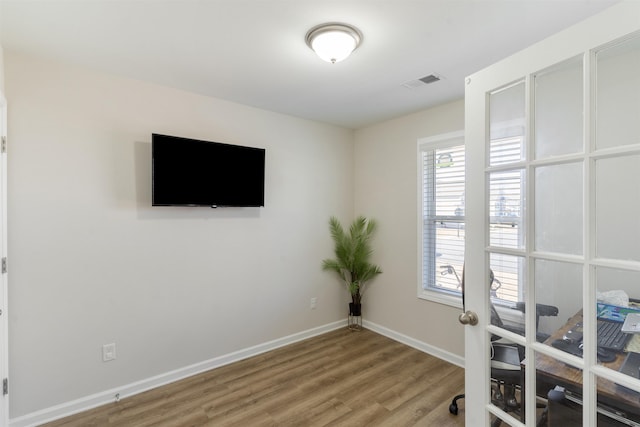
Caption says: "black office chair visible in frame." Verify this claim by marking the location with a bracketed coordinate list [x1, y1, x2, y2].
[447, 267, 558, 426]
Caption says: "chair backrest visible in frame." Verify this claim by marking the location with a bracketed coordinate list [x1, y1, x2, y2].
[461, 265, 505, 328]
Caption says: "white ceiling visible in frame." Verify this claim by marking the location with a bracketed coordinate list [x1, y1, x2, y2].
[0, 0, 620, 129]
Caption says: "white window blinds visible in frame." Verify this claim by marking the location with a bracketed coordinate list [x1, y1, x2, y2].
[421, 143, 465, 294]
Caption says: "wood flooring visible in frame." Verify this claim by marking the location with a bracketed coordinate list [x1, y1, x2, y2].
[41, 327, 465, 426]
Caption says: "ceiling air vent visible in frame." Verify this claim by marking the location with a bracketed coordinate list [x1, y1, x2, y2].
[402, 73, 443, 89]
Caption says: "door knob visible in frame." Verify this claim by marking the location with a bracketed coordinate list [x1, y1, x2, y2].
[458, 311, 478, 326]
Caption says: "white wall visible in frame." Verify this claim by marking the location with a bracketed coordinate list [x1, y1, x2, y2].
[5, 51, 354, 418]
[0, 7, 4, 95]
[0, 44, 4, 95]
[353, 100, 465, 357]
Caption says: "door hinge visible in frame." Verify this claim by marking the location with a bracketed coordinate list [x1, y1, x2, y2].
[1, 136, 5, 153]
[3, 378, 7, 396]
[1, 258, 5, 274]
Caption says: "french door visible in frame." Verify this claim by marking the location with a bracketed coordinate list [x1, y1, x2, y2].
[463, 3, 640, 426]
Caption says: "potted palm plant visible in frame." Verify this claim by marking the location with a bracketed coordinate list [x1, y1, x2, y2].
[322, 216, 382, 329]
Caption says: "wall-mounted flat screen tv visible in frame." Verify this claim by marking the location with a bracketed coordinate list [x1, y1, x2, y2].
[152, 133, 265, 207]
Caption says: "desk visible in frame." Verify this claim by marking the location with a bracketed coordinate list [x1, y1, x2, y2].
[533, 311, 640, 423]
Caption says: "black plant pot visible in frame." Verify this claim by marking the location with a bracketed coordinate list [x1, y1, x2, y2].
[349, 302, 362, 317]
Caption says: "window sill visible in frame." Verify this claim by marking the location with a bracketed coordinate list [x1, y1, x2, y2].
[418, 289, 463, 309]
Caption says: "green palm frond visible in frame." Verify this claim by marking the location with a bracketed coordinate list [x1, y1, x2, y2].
[322, 216, 383, 303]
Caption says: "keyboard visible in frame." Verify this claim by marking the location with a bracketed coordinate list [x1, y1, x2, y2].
[598, 319, 631, 352]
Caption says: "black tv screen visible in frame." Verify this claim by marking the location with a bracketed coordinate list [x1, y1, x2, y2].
[152, 134, 265, 207]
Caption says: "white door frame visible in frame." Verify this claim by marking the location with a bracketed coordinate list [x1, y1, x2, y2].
[0, 92, 8, 427]
[463, 3, 640, 425]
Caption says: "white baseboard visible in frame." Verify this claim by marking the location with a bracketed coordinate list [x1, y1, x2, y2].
[363, 319, 465, 368]
[10, 319, 464, 427]
[9, 320, 344, 427]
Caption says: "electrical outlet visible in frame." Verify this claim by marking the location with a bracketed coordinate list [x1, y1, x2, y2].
[103, 343, 116, 362]
[310, 297, 317, 309]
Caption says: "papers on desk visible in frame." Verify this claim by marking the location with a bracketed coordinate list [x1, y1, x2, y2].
[622, 313, 640, 334]
[626, 335, 640, 353]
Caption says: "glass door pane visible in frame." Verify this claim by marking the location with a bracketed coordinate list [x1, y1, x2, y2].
[537, 356, 584, 425]
[595, 266, 640, 378]
[490, 82, 526, 166]
[534, 56, 584, 159]
[534, 259, 582, 345]
[596, 36, 640, 150]
[596, 377, 640, 425]
[489, 260, 527, 426]
[595, 155, 640, 262]
[534, 162, 583, 255]
[489, 170, 524, 251]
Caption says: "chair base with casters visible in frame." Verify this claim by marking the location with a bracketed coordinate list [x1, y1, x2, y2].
[450, 386, 548, 427]
[448, 342, 523, 420]
[449, 393, 464, 415]
[448, 302, 558, 423]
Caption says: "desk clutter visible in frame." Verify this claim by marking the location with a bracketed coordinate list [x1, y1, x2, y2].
[551, 302, 640, 365]
[626, 334, 640, 353]
[536, 304, 640, 427]
[622, 313, 640, 334]
[550, 337, 617, 362]
[620, 351, 640, 380]
[540, 301, 640, 427]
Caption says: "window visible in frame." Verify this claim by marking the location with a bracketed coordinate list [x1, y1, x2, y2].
[418, 131, 465, 307]
[418, 131, 525, 308]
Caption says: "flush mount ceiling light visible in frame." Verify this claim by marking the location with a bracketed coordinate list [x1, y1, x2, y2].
[305, 23, 362, 64]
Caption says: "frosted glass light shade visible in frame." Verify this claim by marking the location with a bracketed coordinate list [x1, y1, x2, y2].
[306, 23, 362, 64]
